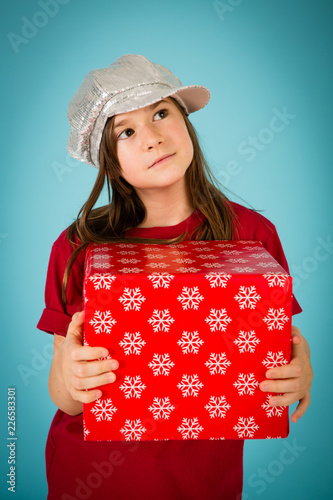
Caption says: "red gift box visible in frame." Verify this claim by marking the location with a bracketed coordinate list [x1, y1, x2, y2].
[83, 240, 293, 441]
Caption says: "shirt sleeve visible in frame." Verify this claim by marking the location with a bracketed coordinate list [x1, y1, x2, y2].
[232, 203, 302, 316]
[37, 230, 85, 337]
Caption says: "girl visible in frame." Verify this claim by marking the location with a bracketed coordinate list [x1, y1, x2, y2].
[37, 54, 312, 500]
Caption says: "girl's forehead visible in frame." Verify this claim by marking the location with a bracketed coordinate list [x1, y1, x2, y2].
[113, 98, 174, 124]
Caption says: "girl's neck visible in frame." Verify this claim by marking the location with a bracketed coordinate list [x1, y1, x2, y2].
[136, 183, 194, 229]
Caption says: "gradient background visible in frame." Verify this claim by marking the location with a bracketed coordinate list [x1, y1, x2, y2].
[1, 0, 332, 498]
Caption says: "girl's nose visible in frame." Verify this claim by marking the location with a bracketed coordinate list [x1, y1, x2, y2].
[141, 124, 164, 150]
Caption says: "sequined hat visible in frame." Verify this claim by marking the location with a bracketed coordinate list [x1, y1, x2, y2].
[67, 54, 210, 168]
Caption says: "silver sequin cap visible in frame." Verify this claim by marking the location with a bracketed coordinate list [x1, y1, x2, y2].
[67, 54, 210, 167]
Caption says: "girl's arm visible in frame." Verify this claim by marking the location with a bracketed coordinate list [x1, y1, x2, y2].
[48, 311, 119, 416]
[259, 326, 313, 422]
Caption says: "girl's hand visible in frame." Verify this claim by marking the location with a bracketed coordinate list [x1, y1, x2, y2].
[259, 326, 313, 423]
[59, 311, 119, 404]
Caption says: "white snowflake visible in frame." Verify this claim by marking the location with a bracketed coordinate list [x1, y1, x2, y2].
[176, 267, 200, 273]
[89, 311, 116, 334]
[88, 274, 116, 290]
[147, 272, 175, 289]
[193, 246, 210, 252]
[222, 250, 241, 255]
[144, 246, 163, 251]
[201, 262, 224, 268]
[119, 267, 143, 273]
[232, 266, 256, 273]
[257, 262, 279, 268]
[216, 243, 236, 248]
[118, 258, 141, 264]
[233, 373, 258, 395]
[234, 330, 260, 353]
[117, 243, 136, 248]
[146, 254, 165, 260]
[90, 398, 118, 422]
[177, 418, 203, 439]
[262, 395, 285, 417]
[148, 397, 175, 420]
[93, 245, 110, 252]
[205, 396, 231, 418]
[177, 374, 204, 397]
[148, 353, 175, 376]
[250, 253, 270, 259]
[93, 262, 112, 269]
[170, 250, 191, 255]
[263, 273, 289, 287]
[119, 332, 146, 355]
[205, 308, 232, 332]
[234, 286, 261, 309]
[177, 331, 204, 354]
[93, 254, 111, 260]
[119, 375, 146, 399]
[197, 254, 220, 260]
[146, 262, 170, 269]
[263, 308, 289, 330]
[262, 351, 288, 369]
[83, 424, 90, 438]
[233, 417, 259, 438]
[173, 258, 196, 264]
[205, 353, 231, 375]
[120, 419, 146, 441]
[117, 250, 138, 255]
[177, 286, 204, 310]
[226, 258, 249, 264]
[205, 272, 231, 288]
[118, 287, 146, 311]
[148, 309, 175, 332]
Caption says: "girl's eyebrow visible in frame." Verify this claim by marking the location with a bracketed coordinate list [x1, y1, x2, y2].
[113, 99, 169, 131]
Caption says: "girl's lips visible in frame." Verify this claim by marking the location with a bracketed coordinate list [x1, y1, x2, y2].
[149, 153, 175, 168]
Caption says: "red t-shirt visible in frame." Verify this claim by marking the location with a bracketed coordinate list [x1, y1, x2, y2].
[37, 202, 301, 500]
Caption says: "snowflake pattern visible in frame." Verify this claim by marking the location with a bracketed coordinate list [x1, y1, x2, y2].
[226, 258, 249, 263]
[233, 373, 258, 395]
[263, 308, 289, 330]
[117, 250, 138, 255]
[120, 419, 146, 440]
[233, 417, 259, 438]
[234, 286, 261, 309]
[118, 288, 146, 311]
[205, 396, 231, 418]
[176, 267, 200, 273]
[89, 274, 116, 290]
[148, 397, 175, 420]
[177, 374, 204, 397]
[177, 418, 203, 439]
[118, 267, 143, 273]
[202, 262, 224, 268]
[205, 308, 232, 332]
[173, 258, 196, 264]
[90, 398, 118, 422]
[148, 309, 175, 332]
[232, 266, 256, 273]
[94, 262, 112, 269]
[205, 272, 231, 288]
[89, 311, 116, 334]
[148, 353, 175, 376]
[83, 424, 90, 439]
[119, 332, 146, 355]
[257, 262, 279, 268]
[205, 353, 231, 375]
[147, 272, 175, 289]
[262, 351, 288, 369]
[119, 376, 146, 399]
[177, 331, 204, 354]
[234, 330, 260, 353]
[118, 258, 141, 264]
[222, 250, 241, 255]
[262, 395, 285, 417]
[263, 273, 289, 287]
[177, 287, 204, 310]
[146, 262, 170, 269]
[250, 253, 270, 259]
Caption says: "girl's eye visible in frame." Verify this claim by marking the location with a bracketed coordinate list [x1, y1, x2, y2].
[154, 108, 168, 121]
[118, 128, 134, 140]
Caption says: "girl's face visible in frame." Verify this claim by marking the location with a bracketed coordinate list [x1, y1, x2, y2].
[113, 98, 193, 194]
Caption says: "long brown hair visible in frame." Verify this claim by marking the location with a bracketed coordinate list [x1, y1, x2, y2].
[62, 99, 238, 302]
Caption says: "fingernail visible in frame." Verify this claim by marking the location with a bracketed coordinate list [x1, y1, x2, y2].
[110, 360, 118, 370]
[262, 384, 268, 391]
[95, 390, 102, 399]
[107, 373, 115, 383]
[270, 398, 278, 406]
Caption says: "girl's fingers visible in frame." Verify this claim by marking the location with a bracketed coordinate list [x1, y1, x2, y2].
[259, 378, 301, 395]
[69, 386, 104, 404]
[70, 345, 109, 362]
[290, 392, 311, 423]
[71, 369, 117, 393]
[72, 358, 119, 378]
[265, 363, 302, 380]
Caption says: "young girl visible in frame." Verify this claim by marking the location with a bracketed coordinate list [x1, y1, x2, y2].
[37, 54, 313, 500]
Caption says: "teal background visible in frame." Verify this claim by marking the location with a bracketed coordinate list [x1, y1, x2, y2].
[1, 0, 332, 498]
